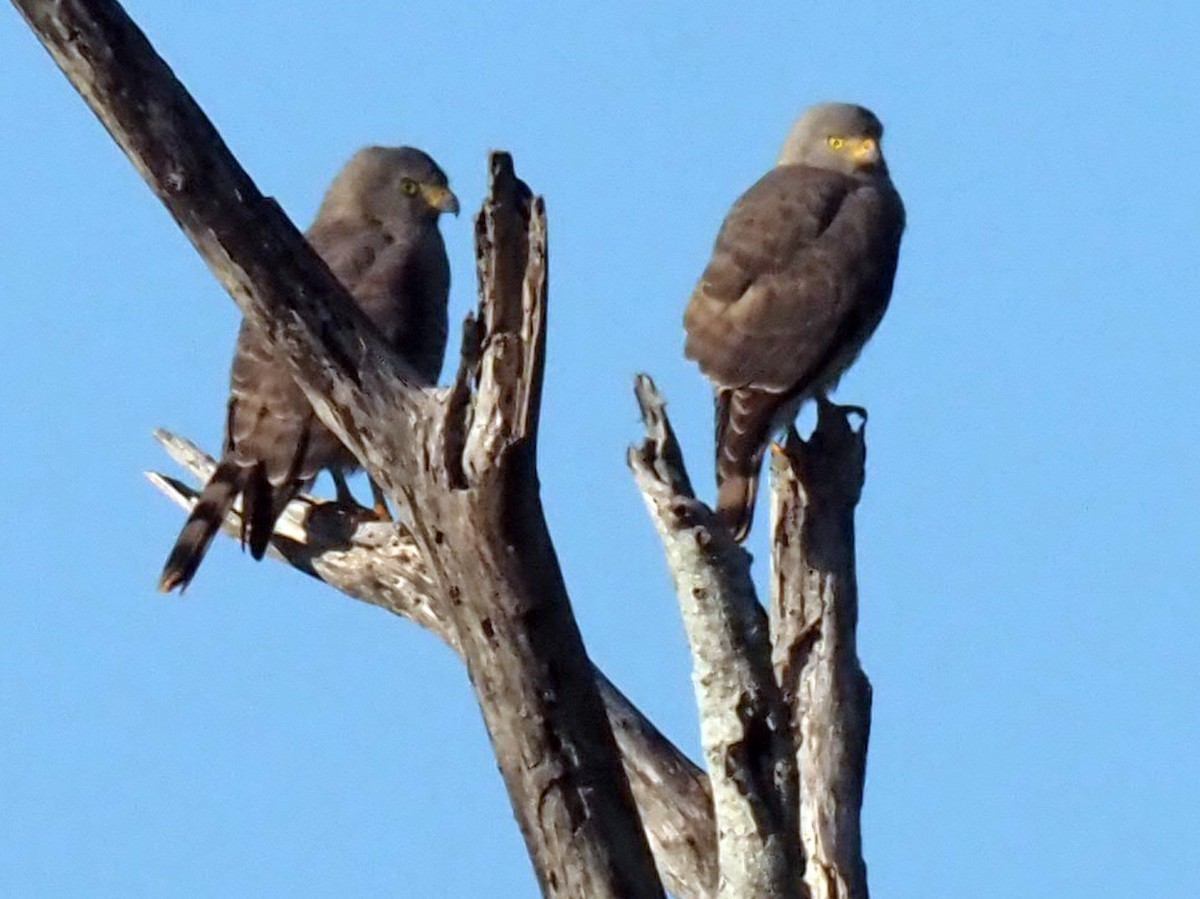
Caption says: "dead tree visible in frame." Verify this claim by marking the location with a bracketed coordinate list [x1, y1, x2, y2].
[15, 2, 877, 897]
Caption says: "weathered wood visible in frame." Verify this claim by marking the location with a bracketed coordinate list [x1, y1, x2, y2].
[769, 401, 872, 899]
[148, 430, 718, 899]
[14, 2, 663, 894]
[418, 169, 663, 898]
[594, 669, 718, 899]
[629, 376, 801, 899]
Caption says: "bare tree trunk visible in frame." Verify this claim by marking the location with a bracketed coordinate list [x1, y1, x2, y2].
[628, 388, 875, 899]
[149, 430, 719, 899]
[629, 377, 802, 898]
[770, 403, 873, 899]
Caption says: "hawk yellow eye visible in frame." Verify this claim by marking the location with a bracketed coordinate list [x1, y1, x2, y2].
[827, 136, 844, 150]
[401, 178, 419, 196]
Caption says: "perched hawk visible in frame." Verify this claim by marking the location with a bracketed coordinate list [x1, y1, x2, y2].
[159, 146, 458, 592]
[684, 103, 905, 541]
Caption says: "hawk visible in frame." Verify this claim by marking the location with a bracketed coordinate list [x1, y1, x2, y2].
[684, 103, 905, 541]
[159, 146, 458, 592]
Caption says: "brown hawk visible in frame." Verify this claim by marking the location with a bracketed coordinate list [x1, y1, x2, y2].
[684, 103, 906, 541]
[159, 146, 458, 592]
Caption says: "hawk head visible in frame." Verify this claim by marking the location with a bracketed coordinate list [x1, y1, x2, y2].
[318, 145, 460, 224]
[777, 103, 887, 176]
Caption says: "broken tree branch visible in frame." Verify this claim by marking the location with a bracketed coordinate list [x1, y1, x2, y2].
[147, 429, 717, 899]
[418, 163, 664, 898]
[770, 401, 872, 899]
[629, 375, 801, 899]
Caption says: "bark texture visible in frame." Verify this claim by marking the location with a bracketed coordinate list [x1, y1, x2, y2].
[419, 169, 664, 898]
[770, 402, 873, 899]
[149, 431, 719, 899]
[629, 376, 801, 899]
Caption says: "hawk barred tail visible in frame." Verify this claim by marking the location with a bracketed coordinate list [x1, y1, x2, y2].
[716, 475, 756, 543]
[713, 386, 783, 542]
[683, 103, 905, 542]
[158, 460, 245, 593]
[158, 146, 456, 592]
[158, 460, 282, 592]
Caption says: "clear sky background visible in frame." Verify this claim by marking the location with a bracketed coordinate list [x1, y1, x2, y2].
[2, 1, 1198, 896]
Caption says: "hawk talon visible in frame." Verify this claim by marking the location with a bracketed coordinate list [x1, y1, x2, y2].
[369, 479, 393, 522]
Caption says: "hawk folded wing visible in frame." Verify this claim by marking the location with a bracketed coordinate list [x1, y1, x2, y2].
[684, 104, 905, 540]
[159, 146, 456, 591]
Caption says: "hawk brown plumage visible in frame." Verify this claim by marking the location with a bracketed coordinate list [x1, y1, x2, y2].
[684, 103, 906, 541]
[159, 146, 458, 592]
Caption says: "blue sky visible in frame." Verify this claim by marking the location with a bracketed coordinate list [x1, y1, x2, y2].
[3, 1, 1199, 896]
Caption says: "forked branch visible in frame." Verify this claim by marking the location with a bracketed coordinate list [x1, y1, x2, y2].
[148, 429, 718, 899]
[629, 376, 801, 899]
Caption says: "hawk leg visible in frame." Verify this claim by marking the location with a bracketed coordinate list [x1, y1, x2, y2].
[331, 468, 390, 521]
[330, 468, 357, 506]
[369, 478, 392, 521]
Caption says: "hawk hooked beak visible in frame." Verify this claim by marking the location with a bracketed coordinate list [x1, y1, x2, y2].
[851, 137, 880, 167]
[422, 183, 460, 216]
